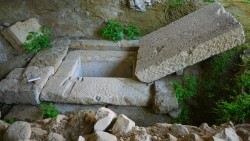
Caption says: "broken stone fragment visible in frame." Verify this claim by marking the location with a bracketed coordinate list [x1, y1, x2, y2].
[3, 121, 31, 141]
[112, 114, 135, 136]
[67, 111, 96, 139]
[47, 132, 66, 141]
[2, 18, 41, 50]
[214, 127, 241, 141]
[89, 131, 117, 141]
[94, 107, 117, 131]
[169, 124, 189, 138]
[153, 76, 179, 114]
[135, 2, 245, 82]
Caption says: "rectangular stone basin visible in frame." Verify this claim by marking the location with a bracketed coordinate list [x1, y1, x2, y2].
[40, 50, 153, 106]
[73, 51, 135, 78]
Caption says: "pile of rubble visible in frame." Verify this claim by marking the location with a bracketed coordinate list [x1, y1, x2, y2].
[0, 107, 249, 141]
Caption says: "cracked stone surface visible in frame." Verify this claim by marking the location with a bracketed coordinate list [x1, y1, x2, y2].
[135, 2, 245, 82]
[0, 66, 54, 105]
[153, 75, 180, 114]
[28, 39, 71, 72]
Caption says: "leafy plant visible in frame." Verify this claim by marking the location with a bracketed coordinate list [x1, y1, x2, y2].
[40, 103, 59, 119]
[124, 24, 141, 40]
[2, 118, 15, 124]
[204, 0, 216, 3]
[102, 20, 141, 41]
[169, 0, 185, 7]
[171, 75, 197, 124]
[215, 93, 250, 123]
[23, 26, 53, 54]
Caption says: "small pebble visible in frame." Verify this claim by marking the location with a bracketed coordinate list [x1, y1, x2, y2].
[3, 22, 10, 27]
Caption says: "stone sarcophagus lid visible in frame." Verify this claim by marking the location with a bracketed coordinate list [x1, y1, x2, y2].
[135, 2, 245, 83]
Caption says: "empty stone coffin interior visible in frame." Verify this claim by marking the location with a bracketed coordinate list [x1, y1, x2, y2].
[41, 50, 153, 106]
[135, 2, 245, 83]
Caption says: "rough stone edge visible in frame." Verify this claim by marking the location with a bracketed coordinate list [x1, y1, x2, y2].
[135, 26, 245, 82]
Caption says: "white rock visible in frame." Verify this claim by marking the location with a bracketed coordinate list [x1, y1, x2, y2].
[112, 114, 135, 136]
[135, 2, 245, 82]
[169, 124, 189, 138]
[77, 136, 86, 141]
[89, 131, 117, 141]
[179, 133, 203, 141]
[130, 127, 150, 141]
[214, 127, 241, 141]
[199, 123, 213, 132]
[47, 132, 66, 141]
[166, 133, 177, 141]
[3, 121, 31, 141]
[94, 107, 117, 131]
[134, 0, 146, 11]
[31, 128, 47, 136]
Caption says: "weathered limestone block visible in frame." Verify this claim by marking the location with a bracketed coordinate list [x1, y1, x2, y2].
[153, 76, 179, 114]
[41, 50, 153, 106]
[2, 18, 41, 50]
[135, 2, 245, 82]
[0, 66, 54, 105]
[28, 39, 71, 72]
[41, 76, 153, 106]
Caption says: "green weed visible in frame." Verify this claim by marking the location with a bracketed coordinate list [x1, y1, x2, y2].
[40, 103, 59, 119]
[215, 93, 250, 123]
[23, 26, 53, 54]
[204, 0, 216, 3]
[171, 75, 197, 124]
[2, 118, 15, 124]
[102, 20, 141, 41]
[169, 0, 185, 7]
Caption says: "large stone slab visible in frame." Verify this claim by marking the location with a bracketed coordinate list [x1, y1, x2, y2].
[2, 18, 41, 50]
[41, 50, 153, 106]
[0, 66, 54, 105]
[41, 76, 152, 106]
[28, 39, 71, 72]
[135, 2, 245, 82]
